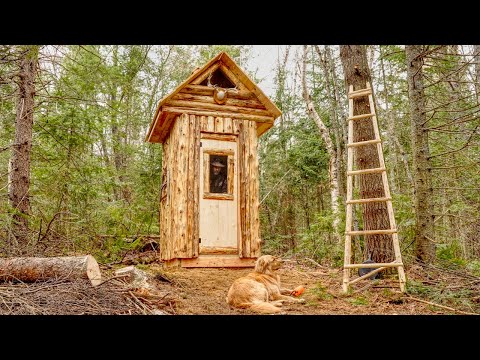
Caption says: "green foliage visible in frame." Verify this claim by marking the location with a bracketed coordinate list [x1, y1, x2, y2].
[407, 276, 475, 311]
[466, 260, 480, 277]
[297, 210, 344, 266]
[436, 241, 466, 266]
[1, 45, 203, 256]
[308, 282, 334, 301]
[406, 279, 430, 295]
[93, 236, 143, 264]
[391, 193, 415, 253]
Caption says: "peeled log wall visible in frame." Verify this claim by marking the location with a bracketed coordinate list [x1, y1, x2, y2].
[160, 114, 200, 260]
[159, 114, 261, 260]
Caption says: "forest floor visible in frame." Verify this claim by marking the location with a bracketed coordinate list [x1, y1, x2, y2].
[146, 257, 480, 315]
[1, 252, 479, 315]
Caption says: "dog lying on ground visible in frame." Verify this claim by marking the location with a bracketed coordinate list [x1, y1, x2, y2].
[226, 255, 306, 314]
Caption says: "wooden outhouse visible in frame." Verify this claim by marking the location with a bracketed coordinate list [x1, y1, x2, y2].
[145, 51, 281, 267]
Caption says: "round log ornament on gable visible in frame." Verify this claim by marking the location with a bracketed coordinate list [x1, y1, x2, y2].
[214, 87, 227, 104]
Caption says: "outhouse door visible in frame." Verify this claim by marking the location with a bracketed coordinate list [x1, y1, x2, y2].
[199, 138, 238, 253]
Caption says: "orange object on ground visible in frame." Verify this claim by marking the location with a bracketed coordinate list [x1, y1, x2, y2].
[291, 285, 305, 297]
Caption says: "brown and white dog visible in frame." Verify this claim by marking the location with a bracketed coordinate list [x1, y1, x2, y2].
[226, 255, 306, 314]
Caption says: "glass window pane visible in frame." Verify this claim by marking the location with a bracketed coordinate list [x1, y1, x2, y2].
[209, 155, 228, 193]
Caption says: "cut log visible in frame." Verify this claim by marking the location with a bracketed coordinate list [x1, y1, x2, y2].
[0, 255, 102, 286]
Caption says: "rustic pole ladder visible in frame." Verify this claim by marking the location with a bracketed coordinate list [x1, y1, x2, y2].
[342, 82, 406, 294]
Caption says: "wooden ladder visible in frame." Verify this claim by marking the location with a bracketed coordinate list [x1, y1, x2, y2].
[343, 82, 406, 294]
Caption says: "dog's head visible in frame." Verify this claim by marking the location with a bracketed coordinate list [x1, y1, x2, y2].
[254, 255, 283, 274]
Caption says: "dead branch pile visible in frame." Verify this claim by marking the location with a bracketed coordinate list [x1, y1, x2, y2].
[0, 276, 176, 315]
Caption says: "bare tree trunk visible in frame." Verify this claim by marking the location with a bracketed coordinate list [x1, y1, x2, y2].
[474, 45, 480, 104]
[405, 45, 435, 263]
[340, 45, 394, 264]
[109, 45, 125, 202]
[302, 46, 341, 241]
[327, 46, 348, 147]
[8, 46, 38, 253]
[379, 46, 413, 192]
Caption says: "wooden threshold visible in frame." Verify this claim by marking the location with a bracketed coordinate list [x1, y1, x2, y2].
[181, 255, 256, 268]
[199, 246, 238, 255]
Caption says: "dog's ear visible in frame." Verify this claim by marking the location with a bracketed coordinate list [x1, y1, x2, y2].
[255, 256, 269, 273]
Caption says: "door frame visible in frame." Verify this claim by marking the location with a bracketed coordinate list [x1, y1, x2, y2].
[198, 132, 239, 254]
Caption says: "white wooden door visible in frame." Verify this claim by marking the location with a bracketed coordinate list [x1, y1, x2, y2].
[199, 138, 238, 250]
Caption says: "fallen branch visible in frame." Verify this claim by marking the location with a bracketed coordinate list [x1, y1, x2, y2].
[304, 258, 328, 269]
[352, 281, 376, 294]
[129, 291, 152, 315]
[406, 295, 477, 315]
[446, 279, 480, 290]
[260, 169, 292, 205]
[38, 212, 65, 244]
[95, 274, 130, 287]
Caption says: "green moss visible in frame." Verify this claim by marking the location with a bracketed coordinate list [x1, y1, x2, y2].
[347, 296, 369, 306]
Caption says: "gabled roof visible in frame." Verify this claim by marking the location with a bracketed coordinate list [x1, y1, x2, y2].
[145, 51, 282, 143]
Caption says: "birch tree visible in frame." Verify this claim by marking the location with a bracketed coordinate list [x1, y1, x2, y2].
[301, 45, 341, 240]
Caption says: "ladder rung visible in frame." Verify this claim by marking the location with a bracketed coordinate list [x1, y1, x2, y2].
[346, 197, 391, 204]
[347, 113, 374, 121]
[347, 167, 386, 176]
[344, 262, 403, 269]
[347, 139, 381, 148]
[346, 229, 397, 236]
[348, 89, 372, 99]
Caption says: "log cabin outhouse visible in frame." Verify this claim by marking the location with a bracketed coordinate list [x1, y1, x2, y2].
[145, 51, 281, 267]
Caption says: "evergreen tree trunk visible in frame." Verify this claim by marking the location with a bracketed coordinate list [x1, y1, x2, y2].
[302, 46, 341, 241]
[405, 45, 435, 263]
[340, 45, 394, 263]
[8, 46, 38, 253]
